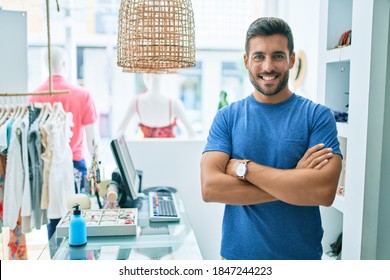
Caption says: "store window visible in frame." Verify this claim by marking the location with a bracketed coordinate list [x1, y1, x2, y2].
[178, 62, 203, 133]
[76, 46, 115, 138]
[27, 45, 51, 91]
[221, 61, 244, 104]
[95, 0, 120, 34]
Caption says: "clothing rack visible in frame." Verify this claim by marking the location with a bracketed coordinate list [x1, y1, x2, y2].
[0, 90, 70, 97]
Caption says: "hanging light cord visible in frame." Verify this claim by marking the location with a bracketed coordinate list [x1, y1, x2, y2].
[45, 0, 60, 95]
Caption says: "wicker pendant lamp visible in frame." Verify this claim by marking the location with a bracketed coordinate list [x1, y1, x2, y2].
[117, 0, 196, 73]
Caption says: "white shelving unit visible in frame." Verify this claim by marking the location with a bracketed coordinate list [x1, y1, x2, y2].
[317, 0, 390, 260]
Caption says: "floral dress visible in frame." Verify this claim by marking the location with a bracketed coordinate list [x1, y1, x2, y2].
[0, 153, 27, 260]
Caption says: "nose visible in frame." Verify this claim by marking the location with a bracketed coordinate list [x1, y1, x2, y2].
[263, 57, 275, 73]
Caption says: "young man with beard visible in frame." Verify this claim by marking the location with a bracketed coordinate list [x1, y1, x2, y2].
[201, 17, 342, 260]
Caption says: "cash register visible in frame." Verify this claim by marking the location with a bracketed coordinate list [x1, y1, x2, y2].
[110, 135, 180, 222]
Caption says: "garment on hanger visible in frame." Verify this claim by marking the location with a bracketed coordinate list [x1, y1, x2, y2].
[18, 108, 34, 234]
[0, 102, 73, 260]
[27, 106, 48, 230]
[0, 107, 29, 260]
[3, 107, 29, 230]
[0, 105, 18, 154]
[45, 105, 74, 219]
[0, 154, 6, 232]
[39, 104, 53, 211]
[136, 96, 177, 138]
[1, 102, 74, 230]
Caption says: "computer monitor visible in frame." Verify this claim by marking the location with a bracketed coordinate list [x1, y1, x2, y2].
[110, 135, 141, 208]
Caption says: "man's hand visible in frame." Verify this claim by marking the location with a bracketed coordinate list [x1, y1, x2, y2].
[296, 143, 333, 170]
[225, 143, 333, 178]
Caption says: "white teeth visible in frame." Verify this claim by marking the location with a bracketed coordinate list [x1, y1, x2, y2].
[262, 75, 276, 81]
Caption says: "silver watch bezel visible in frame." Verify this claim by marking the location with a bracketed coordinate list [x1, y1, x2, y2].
[235, 162, 248, 178]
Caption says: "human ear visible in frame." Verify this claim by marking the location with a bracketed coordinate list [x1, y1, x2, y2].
[289, 52, 296, 69]
[243, 53, 249, 70]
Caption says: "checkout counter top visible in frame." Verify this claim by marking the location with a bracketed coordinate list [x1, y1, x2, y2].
[37, 193, 202, 260]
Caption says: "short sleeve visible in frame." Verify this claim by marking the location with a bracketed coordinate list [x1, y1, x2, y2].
[309, 106, 343, 159]
[81, 92, 97, 125]
[203, 108, 232, 156]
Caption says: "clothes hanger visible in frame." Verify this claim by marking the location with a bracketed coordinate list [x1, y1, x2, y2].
[45, 102, 61, 125]
[34, 102, 46, 124]
[20, 104, 28, 119]
[0, 106, 4, 122]
[13, 104, 21, 120]
[40, 103, 53, 126]
[16, 104, 26, 119]
[0, 105, 10, 125]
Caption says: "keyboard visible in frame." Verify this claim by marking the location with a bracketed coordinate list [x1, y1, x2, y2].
[148, 191, 180, 222]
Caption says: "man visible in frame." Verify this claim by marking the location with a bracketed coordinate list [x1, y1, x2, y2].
[29, 46, 99, 239]
[201, 17, 342, 260]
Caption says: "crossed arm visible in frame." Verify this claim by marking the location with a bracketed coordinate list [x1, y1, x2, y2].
[200, 144, 342, 207]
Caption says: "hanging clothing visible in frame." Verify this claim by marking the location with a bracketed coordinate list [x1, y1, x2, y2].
[0, 102, 74, 259]
[1, 103, 74, 225]
[0, 148, 27, 260]
[39, 115, 51, 211]
[7, 211, 28, 260]
[136, 96, 177, 138]
[45, 109, 74, 219]
[0, 154, 6, 231]
[3, 113, 28, 230]
[0, 114, 14, 154]
[18, 111, 34, 234]
[27, 107, 47, 230]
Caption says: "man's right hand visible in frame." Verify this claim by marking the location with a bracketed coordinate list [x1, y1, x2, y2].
[296, 143, 334, 170]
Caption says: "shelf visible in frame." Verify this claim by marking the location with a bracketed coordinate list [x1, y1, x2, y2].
[325, 61, 350, 112]
[326, 0, 353, 50]
[322, 253, 338, 260]
[325, 46, 352, 63]
[336, 122, 349, 138]
[331, 194, 345, 213]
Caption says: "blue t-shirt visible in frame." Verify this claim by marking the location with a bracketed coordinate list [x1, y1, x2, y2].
[204, 93, 342, 260]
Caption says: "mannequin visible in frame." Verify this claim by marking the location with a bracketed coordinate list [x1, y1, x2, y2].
[85, 123, 99, 158]
[31, 47, 100, 158]
[117, 73, 196, 138]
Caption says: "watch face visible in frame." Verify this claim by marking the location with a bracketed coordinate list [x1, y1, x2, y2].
[236, 163, 246, 177]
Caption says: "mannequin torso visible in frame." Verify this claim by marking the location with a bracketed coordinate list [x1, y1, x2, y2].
[117, 73, 195, 138]
[136, 91, 175, 127]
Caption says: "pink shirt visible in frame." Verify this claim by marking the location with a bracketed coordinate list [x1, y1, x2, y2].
[29, 75, 97, 161]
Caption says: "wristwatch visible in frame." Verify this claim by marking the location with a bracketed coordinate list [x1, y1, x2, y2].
[235, 160, 251, 180]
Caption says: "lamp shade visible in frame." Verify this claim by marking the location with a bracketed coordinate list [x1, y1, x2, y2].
[117, 0, 196, 73]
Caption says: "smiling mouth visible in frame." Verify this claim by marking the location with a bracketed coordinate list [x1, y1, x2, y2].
[259, 74, 278, 81]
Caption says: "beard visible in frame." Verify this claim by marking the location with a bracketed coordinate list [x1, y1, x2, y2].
[249, 70, 290, 97]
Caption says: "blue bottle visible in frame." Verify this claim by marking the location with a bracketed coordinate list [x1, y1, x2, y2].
[69, 203, 87, 247]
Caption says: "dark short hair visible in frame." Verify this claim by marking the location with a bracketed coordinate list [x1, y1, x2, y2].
[245, 17, 294, 55]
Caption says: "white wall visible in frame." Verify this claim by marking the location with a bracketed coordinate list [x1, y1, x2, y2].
[263, 0, 321, 102]
[0, 10, 28, 104]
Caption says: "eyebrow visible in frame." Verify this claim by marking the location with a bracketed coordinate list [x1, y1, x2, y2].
[252, 50, 287, 56]
[273, 51, 287, 55]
